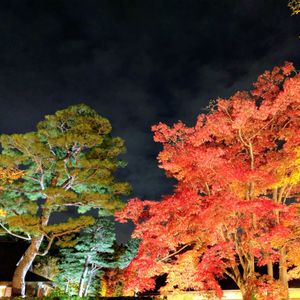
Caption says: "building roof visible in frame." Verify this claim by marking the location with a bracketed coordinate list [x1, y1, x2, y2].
[0, 240, 51, 282]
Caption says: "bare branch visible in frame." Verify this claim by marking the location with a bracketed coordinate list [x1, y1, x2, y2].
[37, 235, 56, 256]
[237, 128, 249, 149]
[0, 223, 31, 241]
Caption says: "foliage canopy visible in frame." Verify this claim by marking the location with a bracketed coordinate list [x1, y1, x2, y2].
[0, 104, 131, 295]
[117, 62, 300, 298]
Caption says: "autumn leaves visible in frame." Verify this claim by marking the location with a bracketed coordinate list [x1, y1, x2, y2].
[117, 62, 300, 298]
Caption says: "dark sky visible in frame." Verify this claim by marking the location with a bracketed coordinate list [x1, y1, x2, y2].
[0, 0, 299, 242]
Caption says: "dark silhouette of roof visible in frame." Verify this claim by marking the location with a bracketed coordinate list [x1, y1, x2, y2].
[0, 240, 51, 282]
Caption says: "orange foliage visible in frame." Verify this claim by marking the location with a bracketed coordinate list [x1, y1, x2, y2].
[0, 168, 23, 183]
[244, 275, 287, 300]
[117, 62, 300, 297]
[100, 269, 127, 297]
[0, 168, 23, 217]
[288, 0, 300, 14]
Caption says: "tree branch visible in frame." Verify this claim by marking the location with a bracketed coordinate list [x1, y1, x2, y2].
[224, 269, 237, 282]
[37, 224, 89, 256]
[37, 235, 56, 256]
[160, 243, 193, 262]
[0, 223, 31, 240]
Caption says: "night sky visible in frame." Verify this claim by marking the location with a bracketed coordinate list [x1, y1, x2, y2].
[0, 0, 299, 242]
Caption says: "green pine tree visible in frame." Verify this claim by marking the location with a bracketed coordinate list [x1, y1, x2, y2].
[55, 218, 138, 297]
[0, 104, 131, 296]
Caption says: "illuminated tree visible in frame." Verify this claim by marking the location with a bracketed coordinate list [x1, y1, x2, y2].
[117, 62, 300, 298]
[56, 219, 138, 297]
[0, 104, 131, 296]
[55, 217, 116, 297]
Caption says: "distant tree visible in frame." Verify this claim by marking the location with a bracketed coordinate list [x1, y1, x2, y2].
[0, 104, 131, 296]
[117, 62, 300, 298]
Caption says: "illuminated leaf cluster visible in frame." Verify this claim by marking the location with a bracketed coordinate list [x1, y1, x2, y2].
[288, 0, 300, 15]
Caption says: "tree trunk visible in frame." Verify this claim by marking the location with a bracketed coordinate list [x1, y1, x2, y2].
[12, 236, 44, 296]
[279, 247, 289, 299]
[83, 268, 96, 297]
[267, 261, 273, 278]
[11, 208, 50, 297]
[242, 292, 254, 300]
[64, 279, 69, 293]
[240, 285, 251, 300]
[241, 286, 256, 300]
[78, 255, 90, 297]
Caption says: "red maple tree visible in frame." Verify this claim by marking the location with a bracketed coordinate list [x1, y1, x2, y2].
[116, 62, 300, 299]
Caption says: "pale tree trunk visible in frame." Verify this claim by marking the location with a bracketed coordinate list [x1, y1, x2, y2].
[274, 188, 289, 297]
[12, 236, 44, 296]
[279, 247, 289, 299]
[83, 268, 96, 297]
[12, 207, 50, 297]
[78, 255, 90, 297]
[267, 261, 273, 278]
[64, 279, 69, 293]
